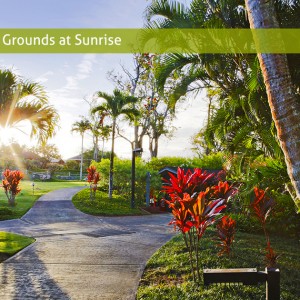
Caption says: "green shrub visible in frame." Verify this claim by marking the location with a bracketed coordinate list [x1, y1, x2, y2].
[229, 213, 262, 234]
[0, 207, 14, 220]
[268, 192, 300, 238]
[91, 158, 162, 206]
[147, 153, 225, 171]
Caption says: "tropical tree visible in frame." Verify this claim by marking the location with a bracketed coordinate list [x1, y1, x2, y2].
[0, 69, 59, 144]
[92, 89, 139, 198]
[108, 53, 176, 158]
[245, 0, 300, 207]
[71, 118, 91, 180]
[145, 0, 300, 207]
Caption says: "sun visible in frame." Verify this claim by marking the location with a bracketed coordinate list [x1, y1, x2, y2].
[0, 123, 32, 146]
[0, 126, 15, 145]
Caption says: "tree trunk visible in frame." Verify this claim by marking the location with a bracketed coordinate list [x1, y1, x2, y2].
[134, 125, 144, 157]
[149, 135, 159, 158]
[93, 135, 99, 162]
[245, 0, 300, 205]
[80, 133, 84, 181]
[109, 119, 116, 198]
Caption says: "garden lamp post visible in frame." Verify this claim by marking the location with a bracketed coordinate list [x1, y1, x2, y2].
[131, 148, 143, 209]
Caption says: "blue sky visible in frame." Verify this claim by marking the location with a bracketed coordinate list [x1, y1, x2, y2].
[0, 0, 206, 160]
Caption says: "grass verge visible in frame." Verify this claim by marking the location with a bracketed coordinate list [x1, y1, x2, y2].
[0, 231, 35, 262]
[72, 188, 145, 216]
[137, 229, 300, 299]
[0, 180, 85, 220]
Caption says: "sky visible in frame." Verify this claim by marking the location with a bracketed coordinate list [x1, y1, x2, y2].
[0, 0, 207, 160]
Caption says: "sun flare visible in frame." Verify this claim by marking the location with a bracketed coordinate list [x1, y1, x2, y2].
[0, 126, 16, 145]
[0, 122, 32, 146]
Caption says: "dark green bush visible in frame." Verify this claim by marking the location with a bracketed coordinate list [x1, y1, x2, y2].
[229, 213, 262, 234]
[268, 192, 300, 238]
[0, 207, 14, 220]
[91, 158, 162, 206]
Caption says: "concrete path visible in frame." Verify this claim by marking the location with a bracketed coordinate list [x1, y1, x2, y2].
[0, 187, 174, 299]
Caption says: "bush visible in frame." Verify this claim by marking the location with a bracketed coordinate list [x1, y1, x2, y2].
[268, 192, 300, 238]
[147, 153, 225, 171]
[0, 207, 13, 220]
[91, 158, 162, 206]
[228, 213, 262, 234]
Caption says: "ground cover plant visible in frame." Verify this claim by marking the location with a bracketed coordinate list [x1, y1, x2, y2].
[0, 180, 84, 220]
[0, 231, 35, 263]
[137, 230, 300, 299]
[72, 188, 145, 216]
[138, 167, 300, 299]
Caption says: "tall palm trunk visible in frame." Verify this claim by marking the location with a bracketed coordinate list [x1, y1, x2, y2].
[109, 119, 116, 198]
[80, 133, 84, 181]
[245, 0, 300, 204]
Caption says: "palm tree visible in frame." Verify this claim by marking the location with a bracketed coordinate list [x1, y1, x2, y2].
[245, 0, 300, 204]
[71, 118, 91, 180]
[92, 89, 139, 198]
[0, 69, 59, 144]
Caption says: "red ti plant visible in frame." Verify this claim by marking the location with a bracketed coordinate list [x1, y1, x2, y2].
[164, 168, 235, 282]
[251, 187, 278, 268]
[87, 166, 101, 200]
[2, 169, 24, 206]
[216, 215, 236, 257]
[210, 181, 237, 202]
[163, 168, 217, 198]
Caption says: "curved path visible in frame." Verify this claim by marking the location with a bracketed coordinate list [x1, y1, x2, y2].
[0, 187, 174, 299]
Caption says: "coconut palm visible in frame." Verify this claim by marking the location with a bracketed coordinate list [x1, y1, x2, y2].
[92, 89, 139, 198]
[0, 69, 59, 144]
[71, 118, 91, 180]
[245, 0, 300, 204]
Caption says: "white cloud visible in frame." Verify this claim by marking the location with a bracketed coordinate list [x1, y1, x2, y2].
[35, 71, 54, 83]
[57, 54, 98, 94]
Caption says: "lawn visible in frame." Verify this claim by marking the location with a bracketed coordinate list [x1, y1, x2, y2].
[72, 188, 145, 216]
[137, 229, 300, 299]
[0, 180, 85, 220]
[0, 231, 35, 262]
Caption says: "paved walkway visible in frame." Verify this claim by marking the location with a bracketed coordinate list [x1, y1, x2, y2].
[0, 187, 174, 299]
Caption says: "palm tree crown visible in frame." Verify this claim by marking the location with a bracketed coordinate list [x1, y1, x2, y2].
[0, 69, 59, 144]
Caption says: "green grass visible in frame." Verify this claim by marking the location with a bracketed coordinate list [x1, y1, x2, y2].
[0, 231, 35, 262]
[0, 180, 85, 220]
[137, 229, 300, 299]
[72, 188, 145, 216]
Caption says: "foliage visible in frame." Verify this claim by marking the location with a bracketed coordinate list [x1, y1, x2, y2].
[2, 169, 24, 206]
[163, 167, 236, 282]
[108, 53, 178, 158]
[72, 188, 144, 216]
[29, 144, 61, 168]
[86, 166, 100, 200]
[137, 230, 300, 299]
[147, 153, 225, 171]
[163, 167, 221, 198]
[0, 68, 59, 144]
[0, 207, 13, 220]
[216, 215, 236, 257]
[91, 158, 162, 206]
[250, 187, 278, 268]
[0, 231, 35, 262]
[62, 160, 80, 171]
[92, 88, 139, 198]
[46, 163, 63, 176]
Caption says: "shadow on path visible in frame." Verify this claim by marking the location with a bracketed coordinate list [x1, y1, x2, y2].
[1, 249, 70, 300]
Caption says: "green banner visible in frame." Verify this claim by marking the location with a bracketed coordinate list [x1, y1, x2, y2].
[0, 29, 299, 53]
